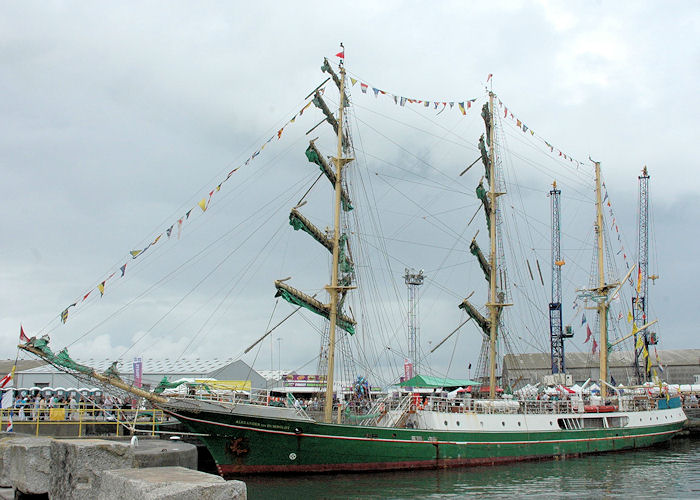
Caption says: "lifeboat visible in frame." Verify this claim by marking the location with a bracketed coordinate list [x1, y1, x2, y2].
[584, 405, 618, 413]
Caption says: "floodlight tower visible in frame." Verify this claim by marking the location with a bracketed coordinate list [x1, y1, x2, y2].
[549, 181, 572, 374]
[634, 166, 655, 383]
[404, 268, 425, 375]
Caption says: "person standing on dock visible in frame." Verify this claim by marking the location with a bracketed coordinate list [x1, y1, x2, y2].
[31, 395, 39, 421]
[39, 396, 46, 420]
[69, 396, 78, 421]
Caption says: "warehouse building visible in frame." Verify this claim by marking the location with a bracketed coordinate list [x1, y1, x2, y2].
[502, 349, 700, 387]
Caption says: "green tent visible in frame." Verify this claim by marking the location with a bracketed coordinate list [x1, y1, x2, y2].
[399, 375, 480, 388]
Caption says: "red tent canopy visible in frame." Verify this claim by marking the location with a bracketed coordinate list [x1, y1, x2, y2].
[465, 385, 504, 393]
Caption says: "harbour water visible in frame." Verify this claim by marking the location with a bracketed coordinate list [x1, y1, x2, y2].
[244, 437, 699, 499]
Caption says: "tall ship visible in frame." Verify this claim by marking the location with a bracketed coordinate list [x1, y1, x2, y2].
[18, 52, 685, 475]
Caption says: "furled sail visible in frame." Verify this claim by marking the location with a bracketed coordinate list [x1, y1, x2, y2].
[458, 298, 491, 337]
[288, 208, 354, 273]
[478, 134, 490, 185]
[469, 237, 490, 282]
[476, 180, 491, 231]
[481, 102, 492, 147]
[312, 91, 349, 148]
[289, 208, 333, 253]
[321, 57, 349, 106]
[274, 280, 356, 334]
[305, 141, 353, 211]
[481, 103, 491, 146]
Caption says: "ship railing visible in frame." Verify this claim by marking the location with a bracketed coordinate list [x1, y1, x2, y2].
[358, 394, 412, 427]
[178, 389, 313, 419]
[409, 396, 657, 415]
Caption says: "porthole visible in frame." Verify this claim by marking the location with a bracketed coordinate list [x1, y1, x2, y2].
[550, 421, 553, 426]
[502, 421, 506, 426]
[457, 421, 461, 426]
[444, 420, 448, 426]
[518, 422, 521, 427]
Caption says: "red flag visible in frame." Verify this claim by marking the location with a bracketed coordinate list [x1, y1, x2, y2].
[0, 366, 15, 388]
[592, 339, 598, 354]
[584, 324, 592, 343]
[486, 73, 493, 82]
[335, 51, 344, 59]
[19, 325, 29, 343]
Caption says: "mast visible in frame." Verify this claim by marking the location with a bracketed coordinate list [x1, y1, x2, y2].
[460, 90, 508, 399]
[487, 91, 499, 399]
[324, 55, 349, 423]
[634, 166, 651, 383]
[594, 161, 609, 400]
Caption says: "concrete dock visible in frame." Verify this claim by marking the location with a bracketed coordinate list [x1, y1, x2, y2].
[0, 433, 246, 499]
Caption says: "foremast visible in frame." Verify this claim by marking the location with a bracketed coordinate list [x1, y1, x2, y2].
[274, 53, 355, 423]
[325, 56, 353, 423]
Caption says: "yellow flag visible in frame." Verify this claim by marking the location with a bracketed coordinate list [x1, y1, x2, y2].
[198, 198, 207, 212]
[635, 334, 644, 350]
[647, 356, 652, 373]
[98, 282, 105, 296]
[642, 345, 648, 358]
[350, 77, 358, 86]
[632, 322, 638, 334]
[627, 311, 633, 323]
[652, 368, 658, 381]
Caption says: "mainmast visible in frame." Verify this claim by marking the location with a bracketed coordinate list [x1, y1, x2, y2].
[593, 161, 609, 400]
[459, 90, 506, 399]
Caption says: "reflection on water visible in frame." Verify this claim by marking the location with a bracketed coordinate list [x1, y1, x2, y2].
[244, 438, 700, 499]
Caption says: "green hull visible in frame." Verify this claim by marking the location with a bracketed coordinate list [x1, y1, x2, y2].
[164, 407, 685, 476]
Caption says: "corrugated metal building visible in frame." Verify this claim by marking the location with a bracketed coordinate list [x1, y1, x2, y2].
[0, 359, 45, 375]
[502, 349, 700, 386]
[12, 358, 267, 390]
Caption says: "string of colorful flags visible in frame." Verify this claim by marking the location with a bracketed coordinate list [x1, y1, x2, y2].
[347, 72, 481, 117]
[346, 69, 585, 169]
[603, 182, 634, 276]
[496, 98, 586, 168]
[54, 94, 322, 327]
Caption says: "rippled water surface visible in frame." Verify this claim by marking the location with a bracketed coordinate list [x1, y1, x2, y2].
[244, 438, 700, 499]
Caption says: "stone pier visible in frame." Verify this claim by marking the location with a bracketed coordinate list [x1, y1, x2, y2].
[0, 433, 245, 499]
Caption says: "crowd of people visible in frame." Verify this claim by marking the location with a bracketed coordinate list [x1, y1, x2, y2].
[3, 392, 136, 422]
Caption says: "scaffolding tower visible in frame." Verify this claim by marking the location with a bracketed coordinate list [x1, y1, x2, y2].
[634, 166, 656, 383]
[404, 268, 424, 375]
[549, 181, 572, 374]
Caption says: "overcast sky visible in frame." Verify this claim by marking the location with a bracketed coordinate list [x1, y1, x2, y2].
[1, 1, 698, 384]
